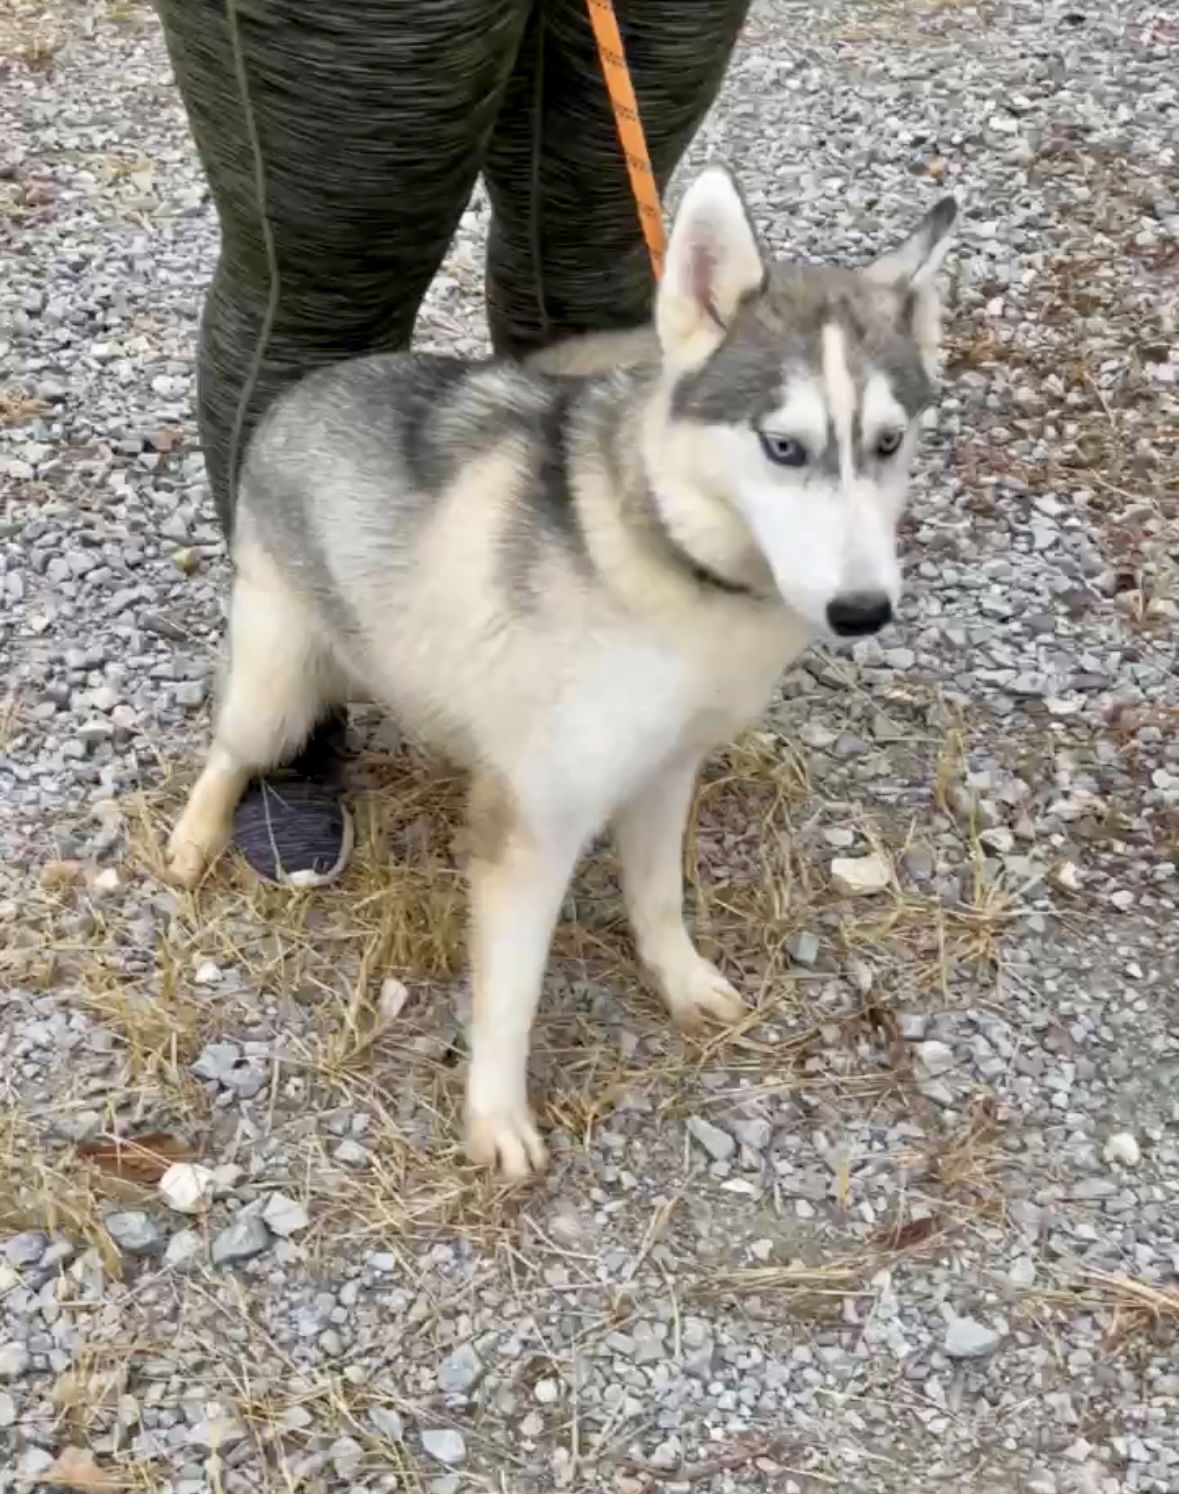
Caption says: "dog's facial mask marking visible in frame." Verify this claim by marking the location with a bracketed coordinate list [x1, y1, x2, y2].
[655, 177, 958, 637]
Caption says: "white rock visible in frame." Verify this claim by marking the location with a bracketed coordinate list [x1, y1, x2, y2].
[0, 1342, 30, 1379]
[262, 1192, 310, 1237]
[0, 1390, 15, 1426]
[90, 866, 121, 896]
[830, 853, 891, 896]
[916, 1040, 955, 1078]
[211, 1163, 245, 1193]
[18, 1447, 54, 1480]
[421, 1428, 466, 1465]
[1102, 1132, 1141, 1168]
[800, 722, 836, 749]
[378, 976, 409, 1023]
[193, 960, 222, 986]
[158, 1162, 215, 1215]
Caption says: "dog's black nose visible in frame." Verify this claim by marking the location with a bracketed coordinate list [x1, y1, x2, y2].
[826, 591, 893, 637]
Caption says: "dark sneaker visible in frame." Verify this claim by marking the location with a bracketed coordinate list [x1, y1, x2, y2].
[231, 714, 354, 887]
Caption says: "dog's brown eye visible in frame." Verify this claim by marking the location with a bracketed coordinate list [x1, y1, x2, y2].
[759, 431, 807, 467]
[876, 429, 903, 458]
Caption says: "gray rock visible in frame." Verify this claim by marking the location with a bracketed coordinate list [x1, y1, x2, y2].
[687, 1116, 736, 1163]
[221, 1061, 265, 1098]
[421, 1428, 466, 1465]
[4, 1232, 47, 1267]
[368, 1407, 405, 1442]
[731, 1117, 772, 1152]
[329, 1436, 363, 1478]
[786, 931, 820, 967]
[944, 1316, 1002, 1359]
[1070, 1177, 1117, 1202]
[262, 1192, 310, 1237]
[192, 1041, 243, 1083]
[333, 1139, 370, 1168]
[104, 1210, 163, 1256]
[211, 1217, 270, 1265]
[164, 1230, 203, 1270]
[439, 1343, 483, 1394]
[901, 846, 936, 883]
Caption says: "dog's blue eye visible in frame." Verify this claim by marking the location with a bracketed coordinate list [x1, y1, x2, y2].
[759, 432, 807, 467]
[876, 429, 904, 458]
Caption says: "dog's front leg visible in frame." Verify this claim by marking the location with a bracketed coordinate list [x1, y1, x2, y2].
[464, 775, 583, 1180]
[613, 755, 745, 1033]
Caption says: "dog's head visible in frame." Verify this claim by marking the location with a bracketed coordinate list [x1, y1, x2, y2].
[650, 165, 957, 639]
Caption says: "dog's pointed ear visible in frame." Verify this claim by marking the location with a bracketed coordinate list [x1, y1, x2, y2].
[656, 166, 766, 371]
[863, 196, 958, 290]
[863, 197, 959, 377]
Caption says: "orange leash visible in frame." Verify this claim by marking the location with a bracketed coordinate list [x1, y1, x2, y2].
[584, 0, 666, 280]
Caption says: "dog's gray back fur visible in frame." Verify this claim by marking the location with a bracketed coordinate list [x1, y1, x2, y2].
[240, 351, 674, 622]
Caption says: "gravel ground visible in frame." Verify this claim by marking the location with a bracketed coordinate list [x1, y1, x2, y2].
[2, 0, 1178, 1490]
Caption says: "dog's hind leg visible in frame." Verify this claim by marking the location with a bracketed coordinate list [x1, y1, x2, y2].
[463, 773, 587, 1180]
[166, 547, 332, 888]
[613, 755, 746, 1033]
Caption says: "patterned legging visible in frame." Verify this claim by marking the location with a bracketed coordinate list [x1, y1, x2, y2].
[154, 0, 752, 533]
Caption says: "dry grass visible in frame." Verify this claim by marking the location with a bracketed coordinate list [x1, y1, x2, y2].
[0, 689, 24, 752]
[0, 1109, 125, 1274]
[4, 714, 1023, 1270]
[0, 0, 68, 69]
[0, 386, 50, 424]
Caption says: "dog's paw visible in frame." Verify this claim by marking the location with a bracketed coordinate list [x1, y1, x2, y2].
[660, 954, 745, 1034]
[465, 1103, 549, 1181]
[165, 816, 223, 889]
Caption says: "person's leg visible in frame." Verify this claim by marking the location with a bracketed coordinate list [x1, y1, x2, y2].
[483, 0, 752, 358]
[155, 0, 530, 880]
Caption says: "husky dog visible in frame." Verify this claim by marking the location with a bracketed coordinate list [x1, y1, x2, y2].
[168, 166, 957, 1179]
